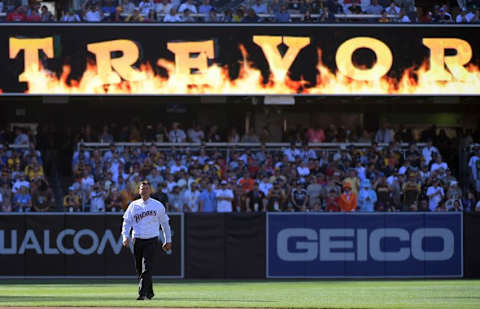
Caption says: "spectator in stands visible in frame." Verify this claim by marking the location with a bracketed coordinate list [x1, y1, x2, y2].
[121, 0, 137, 15]
[374, 123, 394, 144]
[26, 4, 42, 21]
[243, 7, 259, 22]
[13, 186, 32, 212]
[435, 6, 453, 23]
[155, 0, 172, 14]
[89, 183, 106, 212]
[182, 8, 195, 21]
[366, 0, 384, 14]
[402, 173, 420, 210]
[274, 4, 291, 22]
[6, 5, 27, 22]
[252, 0, 268, 15]
[83, 3, 103, 22]
[64, 187, 82, 212]
[343, 169, 360, 194]
[422, 139, 439, 165]
[378, 9, 390, 22]
[106, 186, 124, 212]
[183, 182, 200, 212]
[102, 0, 117, 16]
[139, 0, 155, 15]
[266, 181, 286, 211]
[306, 175, 323, 210]
[245, 181, 265, 212]
[178, 0, 198, 13]
[169, 122, 187, 142]
[199, 0, 213, 16]
[222, 8, 233, 22]
[456, 7, 475, 22]
[328, 0, 345, 14]
[319, 6, 335, 21]
[13, 127, 29, 145]
[397, 8, 411, 22]
[144, 9, 158, 21]
[339, 182, 357, 212]
[31, 177, 54, 212]
[125, 9, 143, 21]
[269, 0, 282, 14]
[358, 180, 377, 212]
[347, 2, 363, 14]
[61, 9, 82, 22]
[12, 173, 30, 193]
[290, 181, 308, 211]
[306, 125, 325, 143]
[199, 182, 216, 212]
[426, 178, 444, 211]
[385, 0, 400, 14]
[215, 180, 234, 212]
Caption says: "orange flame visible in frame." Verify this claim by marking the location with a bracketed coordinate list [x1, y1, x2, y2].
[11, 48, 480, 95]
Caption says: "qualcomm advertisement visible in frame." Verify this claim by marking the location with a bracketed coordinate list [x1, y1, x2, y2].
[267, 213, 463, 278]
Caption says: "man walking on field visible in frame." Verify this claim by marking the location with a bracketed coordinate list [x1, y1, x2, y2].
[122, 180, 172, 300]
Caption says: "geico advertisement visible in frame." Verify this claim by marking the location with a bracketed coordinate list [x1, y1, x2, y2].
[0, 214, 183, 277]
[267, 213, 462, 278]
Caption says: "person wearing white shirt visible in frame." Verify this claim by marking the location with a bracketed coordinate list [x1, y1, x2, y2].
[12, 174, 30, 193]
[215, 181, 233, 212]
[155, 0, 173, 14]
[430, 156, 448, 173]
[426, 179, 445, 211]
[84, 5, 103, 22]
[178, 0, 197, 13]
[456, 8, 475, 23]
[258, 176, 272, 196]
[468, 151, 480, 181]
[398, 160, 412, 175]
[170, 159, 187, 174]
[89, 185, 106, 212]
[139, 0, 154, 15]
[163, 8, 182, 22]
[187, 125, 205, 143]
[422, 140, 439, 165]
[121, 180, 171, 300]
[168, 123, 187, 142]
[62, 10, 81, 22]
[300, 145, 317, 161]
[183, 183, 201, 212]
[374, 124, 394, 144]
[297, 161, 310, 177]
[283, 143, 301, 162]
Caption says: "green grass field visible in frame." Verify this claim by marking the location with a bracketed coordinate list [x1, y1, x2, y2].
[0, 279, 479, 309]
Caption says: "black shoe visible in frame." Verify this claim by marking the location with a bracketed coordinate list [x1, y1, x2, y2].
[146, 295, 153, 300]
[137, 296, 145, 300]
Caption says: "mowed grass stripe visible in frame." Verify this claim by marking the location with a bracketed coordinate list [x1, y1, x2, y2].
[0, 280, 479, 308]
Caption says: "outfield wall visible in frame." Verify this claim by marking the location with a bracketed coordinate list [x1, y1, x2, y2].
[0, 212, 475, 279]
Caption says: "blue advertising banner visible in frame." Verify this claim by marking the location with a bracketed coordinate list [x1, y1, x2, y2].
[267, 213, 463, 278]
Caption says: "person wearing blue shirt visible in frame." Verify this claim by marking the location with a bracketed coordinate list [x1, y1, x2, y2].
[275, 5, 291, 22]
[199, 182, 217, 212]
[358, 181, 377, 212]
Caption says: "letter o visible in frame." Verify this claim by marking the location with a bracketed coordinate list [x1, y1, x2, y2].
[335, 37, 393, 81]
[73, 229, 99, 255]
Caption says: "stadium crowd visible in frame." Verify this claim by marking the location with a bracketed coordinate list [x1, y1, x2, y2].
[0, 126, 55, 212]
[1, 121, 480, 214]
[54, 121, 480, 214]
[1, 0, 480, 23]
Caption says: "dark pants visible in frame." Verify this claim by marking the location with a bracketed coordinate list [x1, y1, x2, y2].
[133, 237, 157, 298]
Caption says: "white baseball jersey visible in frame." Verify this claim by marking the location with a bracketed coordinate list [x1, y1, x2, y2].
[122, 197, 172, 243]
